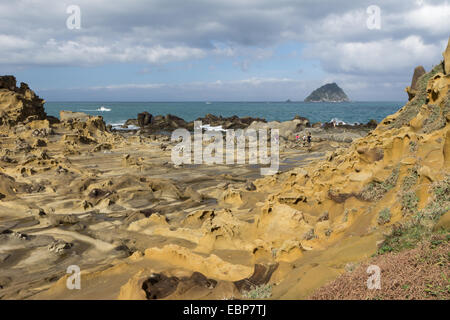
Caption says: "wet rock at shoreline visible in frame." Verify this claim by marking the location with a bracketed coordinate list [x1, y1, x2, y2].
[137, 112, 152, 127]
[124, 112, 266, 133]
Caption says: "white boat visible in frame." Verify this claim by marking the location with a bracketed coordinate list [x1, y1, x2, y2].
[97, 106, 111, 112]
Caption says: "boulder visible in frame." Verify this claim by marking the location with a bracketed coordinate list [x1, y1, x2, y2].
[366, 119, 378, 128]
[293, 115, 310, 127]
[137, 112, 152, 127]
[59, 111, 91, 122]
[248, 119, 306, 139]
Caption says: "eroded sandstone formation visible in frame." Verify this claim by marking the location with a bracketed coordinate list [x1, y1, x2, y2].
[0, 76, 47, 126]
[0, 38, 449, 300]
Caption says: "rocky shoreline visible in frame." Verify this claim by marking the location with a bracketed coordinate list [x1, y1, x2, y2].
[115, 110, 378, 148]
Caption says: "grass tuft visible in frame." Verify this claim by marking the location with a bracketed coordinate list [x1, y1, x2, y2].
[242, 284, 273, 299]
[415, 175, 450, 222]
[378, 208, 391, 225]
[360, 165, 399, 201]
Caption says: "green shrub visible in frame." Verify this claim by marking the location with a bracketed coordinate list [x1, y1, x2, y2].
[242, 284, 273, 299]
[377, 224, 429, 255]
[402, 166, 419, 192]
[378, 208, 391, 225]
[376, 175, 450, 256]
[376, 222, 449, 256]
[415, 175, 450, 221]
[401, 191, 419, 216]
[360, 166, 400, 201]
[422, 104, 446, 133]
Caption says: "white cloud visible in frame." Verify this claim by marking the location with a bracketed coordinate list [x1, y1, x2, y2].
[90, 83, 166, 90]
[0, 37, 205, 65]
[402, 3, 450, 34]
[304, 36, 443, 74]
[0, 34, 34, 50]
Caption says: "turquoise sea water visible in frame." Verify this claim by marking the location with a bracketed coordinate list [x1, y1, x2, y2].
[44, 101, 405, 126]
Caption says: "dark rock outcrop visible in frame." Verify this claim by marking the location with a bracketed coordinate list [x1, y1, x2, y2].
[0, 76, 17, 91]
[125, 112, 266, 133]
[141, 272, 217, 300]
[195, 114, 266, 130]
[0, 75, 47, 126]
[137, 112, 152, 127]
[322, 119, 378, 130]
[234, 264, 278, 292]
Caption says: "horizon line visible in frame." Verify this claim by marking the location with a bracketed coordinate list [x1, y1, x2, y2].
[45, 100, 406, 103]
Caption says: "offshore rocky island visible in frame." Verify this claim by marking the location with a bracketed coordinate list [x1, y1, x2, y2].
[0, 38, 449, 300]
[304, 83, 350, 103]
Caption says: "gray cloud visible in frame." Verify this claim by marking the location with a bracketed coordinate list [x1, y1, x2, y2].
[1, 0, 449, 100]
[39, 77, 310, 101]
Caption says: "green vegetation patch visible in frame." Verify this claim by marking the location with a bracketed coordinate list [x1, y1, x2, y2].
[360, 165, 400, 201]
[401, 191, 419, 216]
[402, 166, 419, 192]
[443, 92, 450, 118]
[422, 104, 446, 134]
[242, 284, 273, 299]
[376, 224, 447, 255]
[400, 166, 421, 216]
[415, 175, 450, 222]
[378, 208, 391, 225]
[377, 175, 450, 256]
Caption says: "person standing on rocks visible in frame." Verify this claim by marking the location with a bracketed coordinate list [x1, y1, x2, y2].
[301, 135, 307, 147]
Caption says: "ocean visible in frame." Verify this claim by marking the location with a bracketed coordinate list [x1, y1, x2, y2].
[44, 101, 404, 127]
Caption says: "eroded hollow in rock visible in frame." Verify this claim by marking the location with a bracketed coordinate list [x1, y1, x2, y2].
[142, 273, 180, 300]
[141, 271, 219, 299]
[233, 263, 278, 292]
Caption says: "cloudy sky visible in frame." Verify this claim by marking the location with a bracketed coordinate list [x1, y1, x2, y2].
[1, 0, 449, 101]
